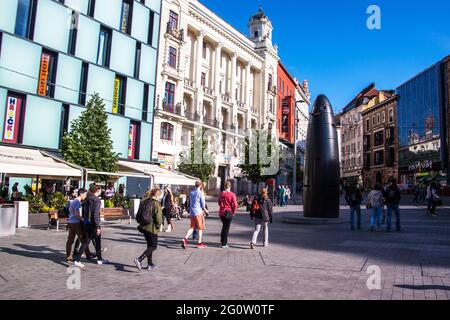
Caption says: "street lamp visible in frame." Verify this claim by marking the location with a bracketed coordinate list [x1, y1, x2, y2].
[292, 99, 306, 205]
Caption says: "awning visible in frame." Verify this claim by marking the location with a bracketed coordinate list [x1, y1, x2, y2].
[0, 144, 83, 179]
[118, 160, 198, 186]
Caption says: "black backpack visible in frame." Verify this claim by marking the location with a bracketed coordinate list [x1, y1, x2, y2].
[136, 198, 153, 225]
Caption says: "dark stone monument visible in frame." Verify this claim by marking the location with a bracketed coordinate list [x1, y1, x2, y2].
[303, 95, 340, 218]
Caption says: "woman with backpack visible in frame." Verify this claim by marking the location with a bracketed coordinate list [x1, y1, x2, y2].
[162, 186, 175, 232]
[134, 188, 163, 272]
[250, 188, 273, 249]
[367, 184, 384, 231]
[218, 181, 238, 248]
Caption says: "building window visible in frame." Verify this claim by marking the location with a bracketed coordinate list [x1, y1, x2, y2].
[68, 11, 79, 55]
[219, 80, 222, 94]
[113, 75, 126, 115]
[382, 111, 386, 123]
[169, 10, 179, 30]
[374, 130, 384, 147]
[235, 88, 238, 101]
[358, 142, 361, 151]
[254, 30, 259, 37]
[168, 46, 177, 68]
[200, 73, 206, 87]
[351, 143, 356, 153]
[364, 134, 371, 150]
[120, 0, 133, 35]
[88, 0, 96, 17]
[374, 150, 384, 166]
[164, 82, 175, 112]
[366, 118, 370, 131]
[14, 0, 37, 39]
[161, 122, 174, 141]
[388, 109, 394, 123]
[134, 42, 141, 78]
[142, 84, 149, 122]
[79, 62, 89, 105]
[148, 11, 155, 45]
[387, 147, 395, 167]
[268, 74, 273, 90]
[97, 26, 112, 67]
[38, 50, 58, 98]
[365, 153, 371, 169]
[202, 42, 207, 59]
[372, 115, 375, 126]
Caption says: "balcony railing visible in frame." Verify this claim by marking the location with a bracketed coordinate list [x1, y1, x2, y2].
[184, 78, 196, 89]
[166, 22, 184, 41]
[221, 94, 231, 103]
[203, 87, 214, 97]
[237, 101, 246, 109]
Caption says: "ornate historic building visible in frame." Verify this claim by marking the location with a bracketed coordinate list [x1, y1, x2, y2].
[153, 0, 279, 194]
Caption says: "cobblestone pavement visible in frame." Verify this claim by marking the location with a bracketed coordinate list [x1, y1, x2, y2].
[1, 197, 450, 300]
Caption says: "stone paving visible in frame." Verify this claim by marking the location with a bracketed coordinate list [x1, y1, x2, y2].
[1, 196, 450, 300]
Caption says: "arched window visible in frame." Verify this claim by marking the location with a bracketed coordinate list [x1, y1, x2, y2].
[160, 122, 174, 141]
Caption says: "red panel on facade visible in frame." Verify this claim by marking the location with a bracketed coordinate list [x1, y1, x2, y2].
[277, 63, 296, 144]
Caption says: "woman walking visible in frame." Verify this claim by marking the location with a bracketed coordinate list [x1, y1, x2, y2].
[250, 188, 273, 249]
[134, 188, 163, 271]
[367, 184, 384, 231]
[218, 181, 238, 248]
[162, 186, 175, 232]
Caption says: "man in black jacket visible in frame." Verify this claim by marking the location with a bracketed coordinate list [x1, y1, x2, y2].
[75, 185, 108, 266]
[384, 178, 401, 232]
[345, 182, 363, 230]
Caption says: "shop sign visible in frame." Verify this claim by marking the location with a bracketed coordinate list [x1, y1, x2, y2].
[282, 98, 290, 133]
[409, 160, 433, 172]
[128, 123, 136, 159]
[158, 153, 174, 168]
[2, 96, 22, 143]
[38, 53, 51, 96]
[112, 78, 121, 114]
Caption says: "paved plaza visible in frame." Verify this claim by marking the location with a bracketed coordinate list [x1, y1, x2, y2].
[1, 196, 450, 300]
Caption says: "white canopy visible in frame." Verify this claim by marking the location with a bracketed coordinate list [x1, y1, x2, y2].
[118, 160, 198, 186]
[0, 144, 82, 179]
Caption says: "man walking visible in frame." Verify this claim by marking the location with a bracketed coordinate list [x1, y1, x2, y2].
[65, 189, 88, 264]
[345, 182, 363, 230]
[181, 181, 209, 249]
[81, 185, 108, 265]
[384, 178, 402, 232]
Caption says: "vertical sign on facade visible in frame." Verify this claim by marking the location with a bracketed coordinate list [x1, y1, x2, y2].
[282, 98, 290, 133]
[128, 123, 136, 159]
[2, 96, 22, 143]
[38, 53, 51, 96]
[113, 78, 121, 114]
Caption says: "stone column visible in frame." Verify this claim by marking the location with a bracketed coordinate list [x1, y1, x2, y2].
[245, 62, 251, 108]
[195, 31, 205, 122]
[214, 43, 223, 123]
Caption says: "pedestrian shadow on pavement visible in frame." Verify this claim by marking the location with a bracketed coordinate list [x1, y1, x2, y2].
[0, 244, 67, 268]
[395, 284, 450, 291]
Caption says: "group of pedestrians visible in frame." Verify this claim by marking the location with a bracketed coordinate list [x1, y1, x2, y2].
[345, 178, 402, 232]
[132, 180, 273, 272]
[276, 185, 291, 207]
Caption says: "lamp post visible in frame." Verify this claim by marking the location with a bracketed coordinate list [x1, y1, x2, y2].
[292, 99, 306, 205]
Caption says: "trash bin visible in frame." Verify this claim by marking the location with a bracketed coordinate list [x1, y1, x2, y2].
[0, 204, 17, 236]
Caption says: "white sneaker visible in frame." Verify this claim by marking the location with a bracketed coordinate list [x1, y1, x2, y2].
[74, 261, 85, 268]
[97, 259, 109, 265]
[164, 225, 172, 232]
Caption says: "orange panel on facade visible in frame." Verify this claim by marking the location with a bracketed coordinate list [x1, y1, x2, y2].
[277, 63, 296, 144]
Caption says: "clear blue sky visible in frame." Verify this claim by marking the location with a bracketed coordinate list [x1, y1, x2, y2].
[199, 0, 450, 112]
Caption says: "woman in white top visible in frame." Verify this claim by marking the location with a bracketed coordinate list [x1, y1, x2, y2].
[367, 184, 384, 231]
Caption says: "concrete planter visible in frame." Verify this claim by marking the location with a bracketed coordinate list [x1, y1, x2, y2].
[28, 213, 49, 227]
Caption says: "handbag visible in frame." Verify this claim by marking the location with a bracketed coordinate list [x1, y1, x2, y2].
[224, 210, 233, 220]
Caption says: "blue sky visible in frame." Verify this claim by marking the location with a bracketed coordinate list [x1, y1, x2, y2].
[199, 0, 450, 112]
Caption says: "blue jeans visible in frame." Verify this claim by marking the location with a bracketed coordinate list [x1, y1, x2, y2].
[350, 205, 361, 230]
[386, 204, 401, 231]
[370, 206, 383, 229]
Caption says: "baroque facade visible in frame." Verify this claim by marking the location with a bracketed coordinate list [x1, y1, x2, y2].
[153, 0, 279, 194]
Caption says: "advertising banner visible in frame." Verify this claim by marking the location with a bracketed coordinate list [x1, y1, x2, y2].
[2, 96, 22, 143]
[38, 53, 51, 96]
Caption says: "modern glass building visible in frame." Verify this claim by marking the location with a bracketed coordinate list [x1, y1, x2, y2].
[0, 0, 161, 192]
[396, 57, 448, 185]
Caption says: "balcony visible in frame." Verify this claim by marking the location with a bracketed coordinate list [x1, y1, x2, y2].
[166, 23, 184, 41]
[222, 94, 231, 103]
[203, 87, 215, 99]
[251, 107, 260, 116]
[237, 101, 246, 110]
[267, 85, 277, 95]
[185, 112, 200, 122]
[184, 78, 196, 91]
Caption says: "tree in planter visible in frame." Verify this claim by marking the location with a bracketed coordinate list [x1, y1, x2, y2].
[177, 128, 215, 184]
[62, 93, 119, 177]
[238, 130, 281, 186]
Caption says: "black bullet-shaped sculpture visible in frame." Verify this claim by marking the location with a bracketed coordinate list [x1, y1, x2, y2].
[303, 95, 340, 218]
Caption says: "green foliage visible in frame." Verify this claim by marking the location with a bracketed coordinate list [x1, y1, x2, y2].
[49, 192, 67, 211]
[41, 205, 53, 213]
[111, 192, 131, 209]
[61, 93, 119, 173]
[25, 193, 45, 214]
[177, 128, 215, 183]
[104, 199, 114, 208]
[238, 130, 281, 184]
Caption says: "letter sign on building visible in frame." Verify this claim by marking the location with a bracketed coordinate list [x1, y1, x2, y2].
[38, 53, 51, 96]
[282, 98, 290, 133]
[113, 78, 121, 114]
[128, 123, 136, 159]
[2, 96, 22, 143]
